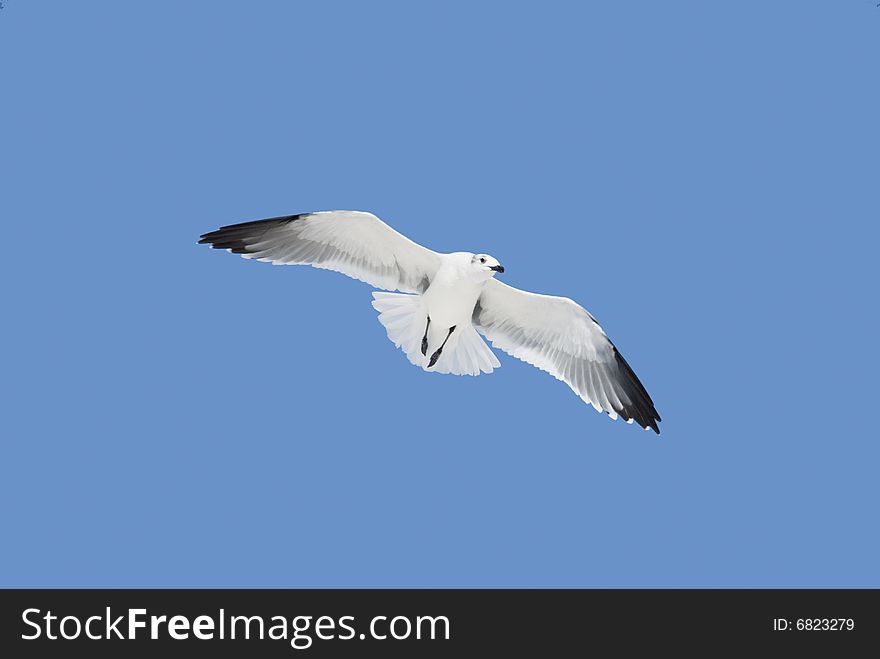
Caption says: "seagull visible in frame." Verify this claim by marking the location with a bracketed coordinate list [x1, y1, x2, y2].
[199, 211, 661, 433]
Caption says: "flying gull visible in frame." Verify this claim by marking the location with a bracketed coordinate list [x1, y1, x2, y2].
[199, 211, 661, 433]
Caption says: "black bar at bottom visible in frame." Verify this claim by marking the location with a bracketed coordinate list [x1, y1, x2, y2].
[1, 589, 877, 656]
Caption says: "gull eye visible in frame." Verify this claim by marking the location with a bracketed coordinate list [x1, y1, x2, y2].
[480, 257, 486, 264]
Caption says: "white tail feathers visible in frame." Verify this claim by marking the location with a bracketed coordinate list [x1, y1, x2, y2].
[371, 292, 426, 368]
[431, 323, 502, 375]
[371, 292, 500, 376]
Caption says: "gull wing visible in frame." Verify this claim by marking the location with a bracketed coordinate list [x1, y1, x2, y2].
[474, 279, 661, 433]
[199, 210, 442, 293]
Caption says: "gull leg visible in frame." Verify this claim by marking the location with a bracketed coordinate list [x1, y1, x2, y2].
[428, 326, 456, 368]
[421, 316, 431, 356]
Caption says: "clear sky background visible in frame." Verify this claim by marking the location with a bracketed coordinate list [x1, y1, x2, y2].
[1, 1, 878, 587]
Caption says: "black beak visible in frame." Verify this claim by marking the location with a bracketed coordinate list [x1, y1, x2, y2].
[490, 265, 504, 273]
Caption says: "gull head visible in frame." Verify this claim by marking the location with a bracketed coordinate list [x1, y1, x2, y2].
[471, 253, 504, 277]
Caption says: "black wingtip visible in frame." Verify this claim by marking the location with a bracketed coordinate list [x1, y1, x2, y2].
[197, 213, 308, 251]
[610, 345, 661, 435]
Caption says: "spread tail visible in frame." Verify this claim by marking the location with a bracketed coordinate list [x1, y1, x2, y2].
[371, 292, 500, 376]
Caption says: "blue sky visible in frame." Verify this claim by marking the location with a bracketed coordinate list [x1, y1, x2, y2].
[1, 1, 878, 587]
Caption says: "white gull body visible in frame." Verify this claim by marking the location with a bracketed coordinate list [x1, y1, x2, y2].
[373, 251, 502, 375]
